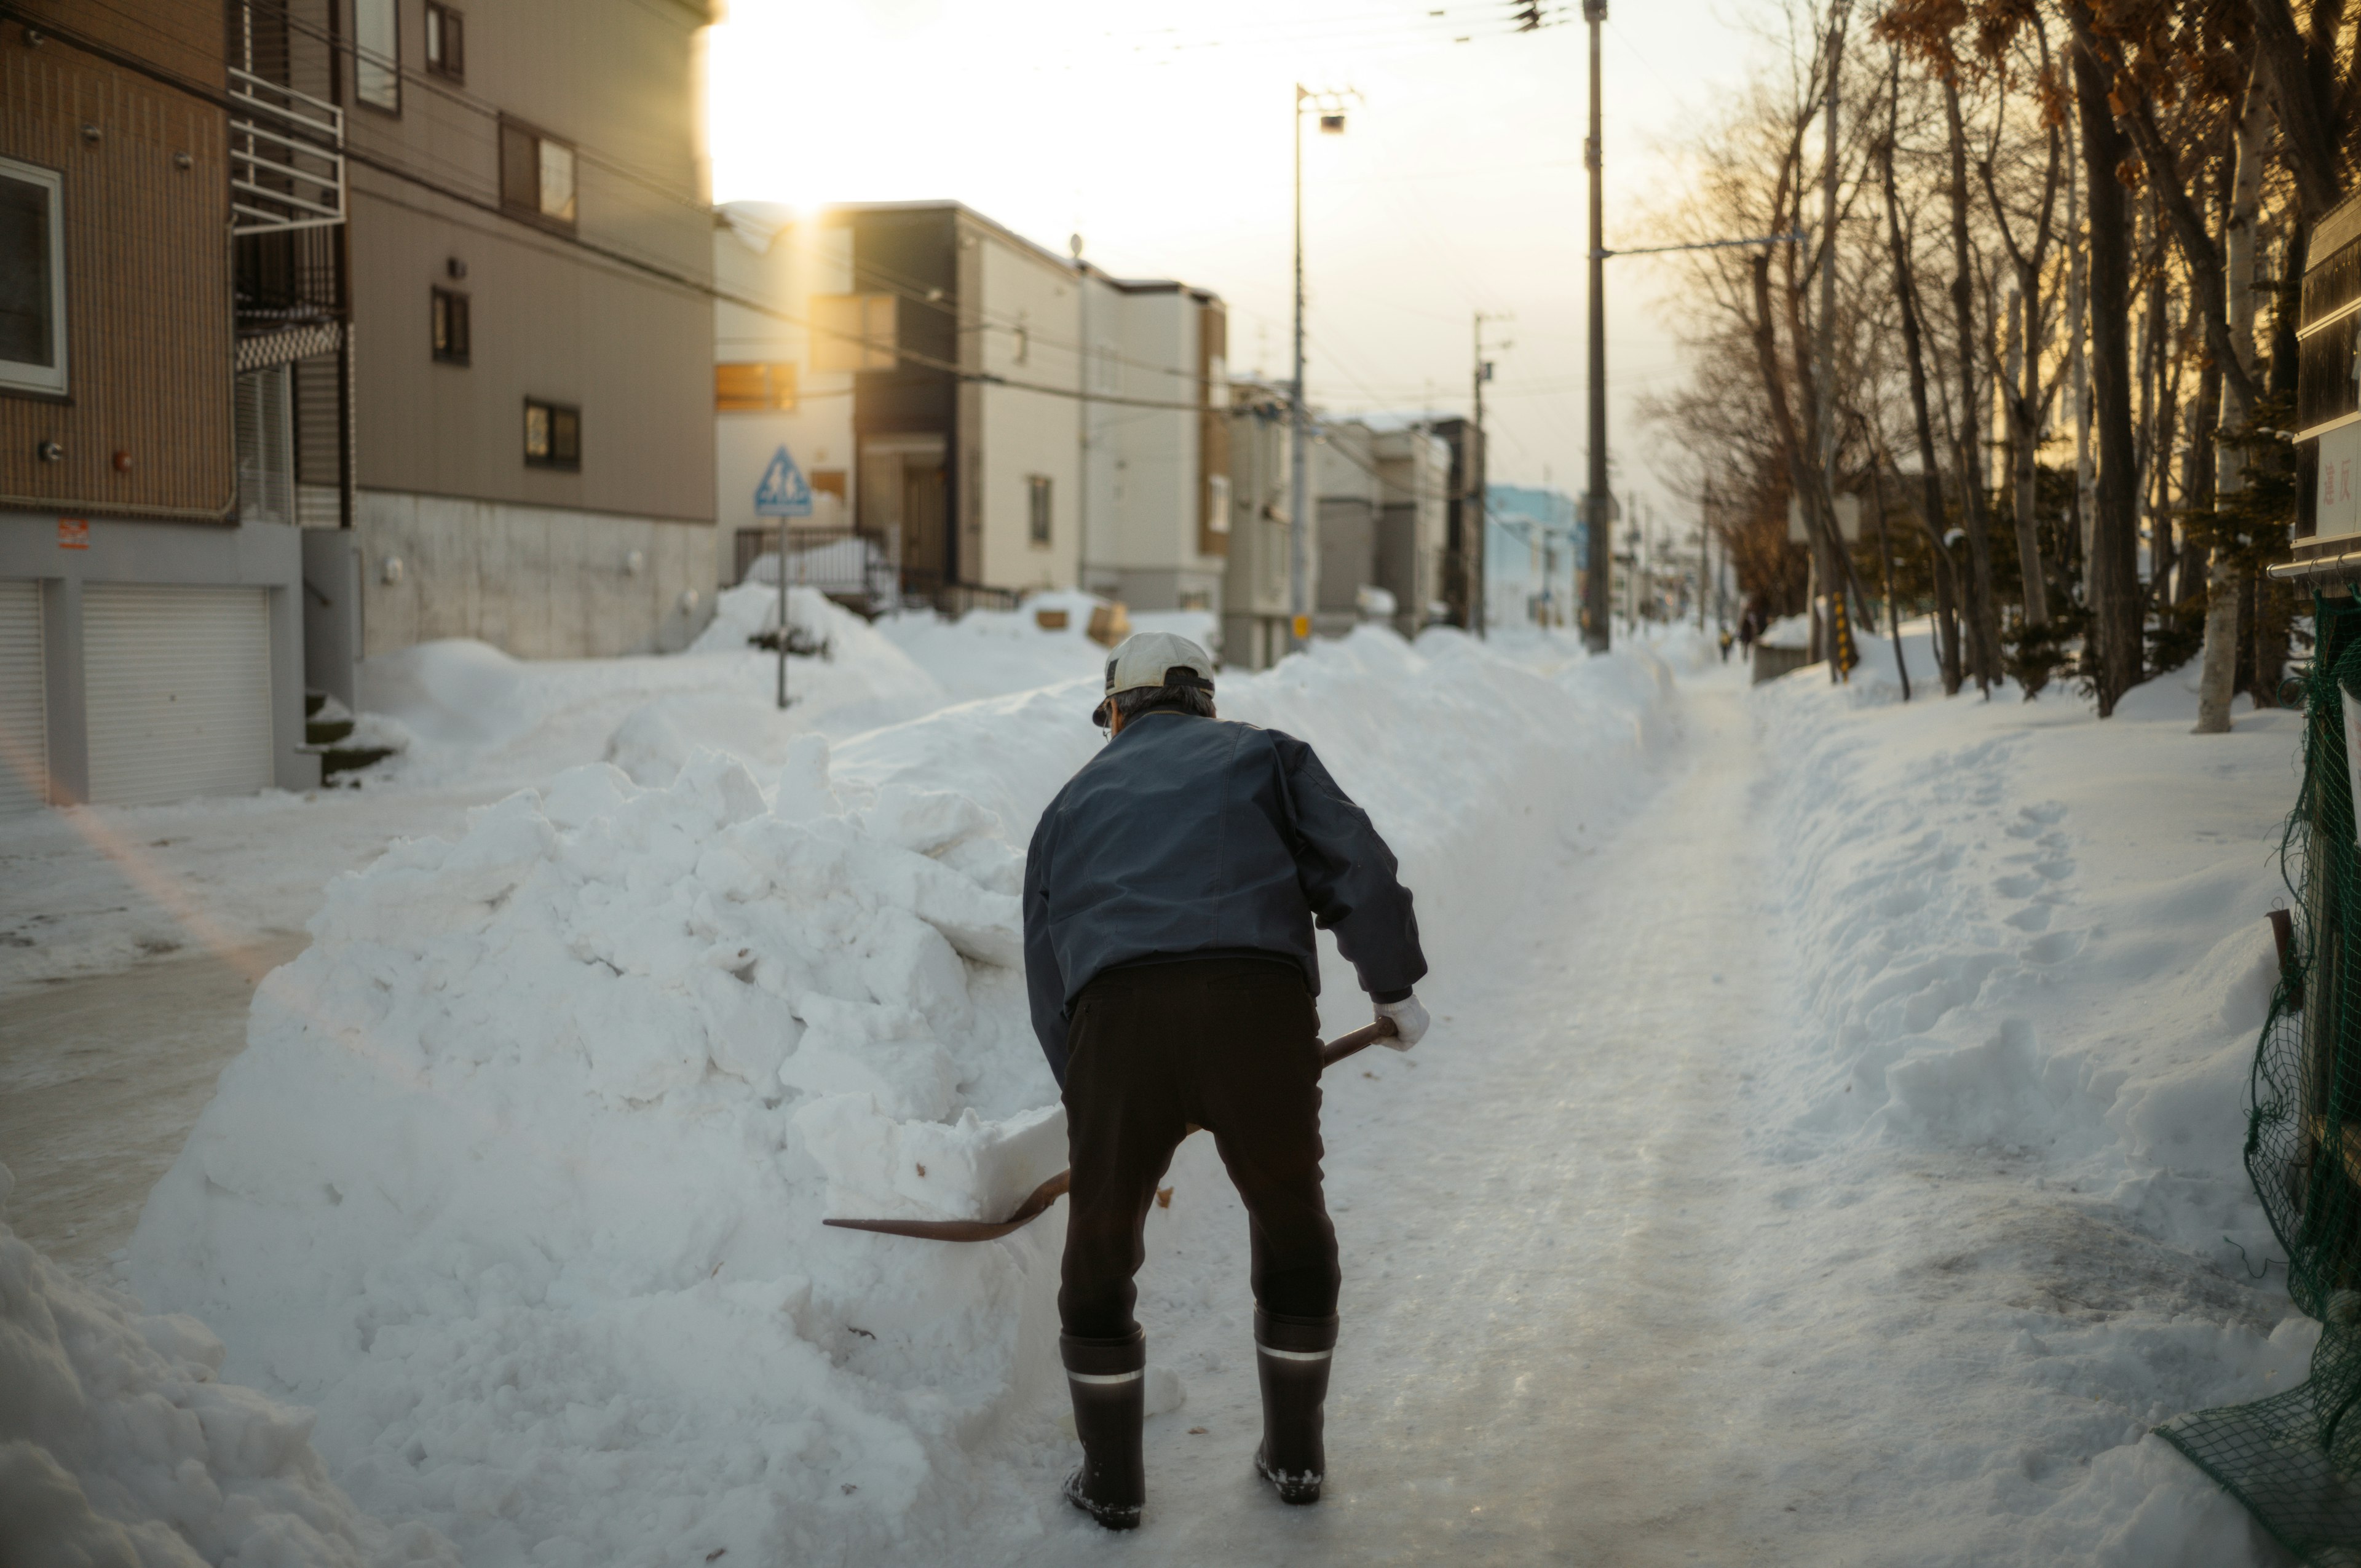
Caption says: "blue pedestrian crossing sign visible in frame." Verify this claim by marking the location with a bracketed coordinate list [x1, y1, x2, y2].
[754, 445, 813, 517]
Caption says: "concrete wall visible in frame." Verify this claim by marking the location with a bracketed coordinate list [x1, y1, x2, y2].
[0, 511, 315, 799]
[357, 491, 714, 659]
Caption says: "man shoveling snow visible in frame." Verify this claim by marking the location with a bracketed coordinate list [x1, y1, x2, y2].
[1022, 631, 1431, 1529]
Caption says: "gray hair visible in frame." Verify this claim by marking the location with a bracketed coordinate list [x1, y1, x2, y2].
[1112, 684, 1216, 724]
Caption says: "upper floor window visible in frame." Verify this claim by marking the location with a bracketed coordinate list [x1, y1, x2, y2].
[431, 288, 470, 365]
[524, 398, 580, 470]
[500, 119, 575, 229]
[425, 2, 464, 82]
[355, 0, 400, 113]
[714, 362, 796, 411]
[1028, 475, 1053, 547]
[0, 156, 67, 397]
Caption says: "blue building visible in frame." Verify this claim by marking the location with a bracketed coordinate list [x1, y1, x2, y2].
[1485, 484, 1583, 630]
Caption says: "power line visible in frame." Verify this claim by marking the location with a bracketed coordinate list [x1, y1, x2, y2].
[12, 7, 1238, 418]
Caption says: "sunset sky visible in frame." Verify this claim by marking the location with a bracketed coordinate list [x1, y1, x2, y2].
[706, 1, 1782, 557]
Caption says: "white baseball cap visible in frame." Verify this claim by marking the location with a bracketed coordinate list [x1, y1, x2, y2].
[1093, 630, 1216, 728]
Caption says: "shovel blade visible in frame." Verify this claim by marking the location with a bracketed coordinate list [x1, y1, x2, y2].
[822, 1018, 1394, 1241]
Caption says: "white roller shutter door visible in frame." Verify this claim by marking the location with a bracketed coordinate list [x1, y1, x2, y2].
[85, 584, 274, 807]
[0, 581, 46, 817]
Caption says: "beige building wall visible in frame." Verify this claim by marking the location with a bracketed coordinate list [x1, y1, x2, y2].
[971, 232, 1082, 593]
[347, 0, 719, 657]
[1083, 289, 1226, 612]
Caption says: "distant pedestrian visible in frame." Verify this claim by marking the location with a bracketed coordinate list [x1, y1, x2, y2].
[1023, 632, 1430, 1530]
[1738, 596, 1767, 654]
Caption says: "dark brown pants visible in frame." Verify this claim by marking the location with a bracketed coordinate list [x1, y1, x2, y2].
[1059, 955, 1341, 1341]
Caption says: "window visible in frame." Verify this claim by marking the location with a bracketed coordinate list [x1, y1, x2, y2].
[500, 119, 576, 229]
[355, 0, 400, 113]
[0, 156, 66, 396]
[430, 288, 469, 364]
[810, 469, 847, 501]
[810, 293, 896, 371]
[1028, 475, 1053, 547]
[523, 398, 579, 470]
[1013, 323, 1029, 365]
[424, 2, 464, 81]
[713, 361, 796, 411]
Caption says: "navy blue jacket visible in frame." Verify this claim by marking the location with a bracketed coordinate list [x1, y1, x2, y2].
[1022, 711, 1425, 1085]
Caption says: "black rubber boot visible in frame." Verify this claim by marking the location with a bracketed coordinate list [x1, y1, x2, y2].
[1252, 1309, 1337, 1505]
[1060, 1330, 1147, 1530]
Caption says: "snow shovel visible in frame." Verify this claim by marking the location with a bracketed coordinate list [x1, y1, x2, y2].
[821, 1016, 1399, 1243]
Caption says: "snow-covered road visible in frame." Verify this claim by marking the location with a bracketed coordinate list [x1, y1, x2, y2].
[1001, 673, 1782, 1564]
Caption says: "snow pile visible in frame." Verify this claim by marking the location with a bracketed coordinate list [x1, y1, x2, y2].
[0, 1162, 456, 1568]
[126, 627, 1679, 1563]
[871, 592, 1115, 704]
[1740, 664, 2309, 1563]
[608, 587, 943, 786]
[362, 640, 542, 751]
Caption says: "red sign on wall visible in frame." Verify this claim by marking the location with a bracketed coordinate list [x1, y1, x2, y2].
[57, 518, 88, 550]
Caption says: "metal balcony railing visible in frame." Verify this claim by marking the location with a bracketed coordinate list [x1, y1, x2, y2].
[229, 68, 346, 235]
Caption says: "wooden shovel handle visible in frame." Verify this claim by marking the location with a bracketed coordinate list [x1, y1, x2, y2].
[823, 1015, 1401, 1242]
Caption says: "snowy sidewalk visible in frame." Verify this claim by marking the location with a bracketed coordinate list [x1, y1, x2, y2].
[999, 675, 1782, 1564]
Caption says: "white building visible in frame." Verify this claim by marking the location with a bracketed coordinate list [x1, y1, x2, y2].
[711, 201, 1224, 617]
[1219, 379, 1297, 669]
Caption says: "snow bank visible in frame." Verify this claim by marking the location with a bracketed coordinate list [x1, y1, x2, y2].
[1743, 662, 2309, 1563]
[608, 587, 944, 786]
[127, 628, 1679, 1564]
[0, 1162, 455, 1568]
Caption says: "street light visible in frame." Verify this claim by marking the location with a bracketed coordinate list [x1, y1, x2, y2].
[1290, 84, 1357, 652]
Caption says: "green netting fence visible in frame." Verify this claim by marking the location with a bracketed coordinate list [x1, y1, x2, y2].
[2162, 595, 2361, 1564]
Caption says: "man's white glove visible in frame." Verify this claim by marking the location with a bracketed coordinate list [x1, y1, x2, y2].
[1373, 994, 1430, 1051]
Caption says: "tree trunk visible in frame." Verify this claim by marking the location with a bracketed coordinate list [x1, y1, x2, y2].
[1880, 92, 1964, 694]
[2007, 278, 2049, 625]
[1944, 76, 2002, 692]
[2068, 128, 2097, 580]
[2246, 0, 2345, 221]
[2196, 69, 2267, 734]
[2071, 20, 2142, 715]
[1870, 462, 1912, 700]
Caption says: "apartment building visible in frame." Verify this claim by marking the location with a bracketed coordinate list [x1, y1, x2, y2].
[706, 200, 1228, 617]
[1430, 415, 1488, 632]
[342, 0, 719, 659]
[1075, 267, 1230, 615]
[1, 0, 318, 812]
[1371, 421, 1450, 639]
[1219, 379, 1296, 670]
[1487, 483, 1581, 629]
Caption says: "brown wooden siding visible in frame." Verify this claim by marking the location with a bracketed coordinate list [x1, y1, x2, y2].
[0, 7, 234, 520]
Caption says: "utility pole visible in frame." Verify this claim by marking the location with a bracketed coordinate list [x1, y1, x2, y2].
[1287, 86, 1356, 651]
[1471, 311, 1509, 635]
[1581, 0, 1612, 653]
[1697, 485, 1709, 632]
[1071, 232, 1090, 593]
[1291, 86, 1310, 652]
[1815, 5, 1856, 682]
